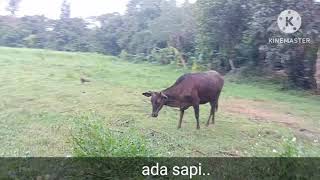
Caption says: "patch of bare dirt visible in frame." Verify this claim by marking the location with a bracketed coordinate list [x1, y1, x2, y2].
[222, 98, 320, 140]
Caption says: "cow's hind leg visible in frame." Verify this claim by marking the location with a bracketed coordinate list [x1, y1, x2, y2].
[193, 105, 200, 129]
[206, 103, 215, 127]
[211, 102, 216, 124]
[212, 90, 221, 124]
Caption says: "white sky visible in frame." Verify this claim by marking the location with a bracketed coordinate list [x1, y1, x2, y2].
[0, 0, 197, 19]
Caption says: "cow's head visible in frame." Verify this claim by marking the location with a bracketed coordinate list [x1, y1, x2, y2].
[142, 91, 168, 118]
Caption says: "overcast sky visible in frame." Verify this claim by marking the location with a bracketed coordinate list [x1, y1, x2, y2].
[0, 0, 197, 19]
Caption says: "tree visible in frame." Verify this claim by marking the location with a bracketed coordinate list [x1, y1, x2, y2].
[94, 13, 123, 55]
[196, 0, 250, 71]
[0, 0, 319, 90]
[243, 0, 320, 89]
[20, 15, 50, 48]
[49, 18, 92, 51]
[47, 0, 93, 52]
[6, 0, 22, 16]
[118, 0, 163, 54]
[145, 0, 196, 66]
[316, 48, 320, 92]
[60, 0, 71, 19]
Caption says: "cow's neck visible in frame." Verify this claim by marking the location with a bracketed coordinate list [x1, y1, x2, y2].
[162, 85, 181, 107]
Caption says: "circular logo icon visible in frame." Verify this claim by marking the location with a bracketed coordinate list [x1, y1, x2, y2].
[277, 10, 302, 34]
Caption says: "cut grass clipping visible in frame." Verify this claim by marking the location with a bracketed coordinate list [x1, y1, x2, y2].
[71, 115, 156, 157]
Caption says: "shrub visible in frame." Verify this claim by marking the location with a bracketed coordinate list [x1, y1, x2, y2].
[191, 61, 207, 72]
[280, 137, 301, 157]
[119, 50, 131, 61]
[71, 115, 154, 157]
[150, 47, 179, 65]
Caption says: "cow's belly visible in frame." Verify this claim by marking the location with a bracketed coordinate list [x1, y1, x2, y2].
[198, 88, 218, 104]
[199, 100, 210, 105]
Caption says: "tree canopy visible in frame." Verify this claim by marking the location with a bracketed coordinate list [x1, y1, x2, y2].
[0, 0, 319, 90]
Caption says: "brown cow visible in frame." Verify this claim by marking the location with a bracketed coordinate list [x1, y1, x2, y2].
[143, 71, 224, 129]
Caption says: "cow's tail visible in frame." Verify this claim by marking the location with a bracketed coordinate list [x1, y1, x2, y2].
[215, 101, 219, 112]
[215, 90, 221, 112]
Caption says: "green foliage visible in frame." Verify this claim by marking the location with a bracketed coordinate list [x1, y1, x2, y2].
[195, 0, 320, 89]
[94, 13, 123, 55]
[0, 0, 320, 90]
[149, 47, 178, 64]
[50, 18, 93, 52]
[149, 0, 196, 56]
[119, 50, 132, 61]
[191, 61, 206, 72]
[241, 0, 320, 89]
[280, 137, 300, 157]
[72, 115, 154, 157]
[196, 0, 250, 71]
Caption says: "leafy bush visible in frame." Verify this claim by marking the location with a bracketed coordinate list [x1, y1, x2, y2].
[71, 115, 154, 157]
[149, 47, 179, 65]
[191, 61, 207, 72]
[119, 50, 133, 61]
[280, 137, 301, 157]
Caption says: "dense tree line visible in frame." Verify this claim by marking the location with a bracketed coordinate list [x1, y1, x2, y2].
[0, 0, 319, 90]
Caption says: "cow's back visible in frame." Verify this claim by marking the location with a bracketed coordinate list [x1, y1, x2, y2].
[174, 71, 224, 103]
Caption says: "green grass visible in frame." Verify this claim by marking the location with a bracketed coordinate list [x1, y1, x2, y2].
[0, 46, 319, 157]
[71, 115, 155, 157]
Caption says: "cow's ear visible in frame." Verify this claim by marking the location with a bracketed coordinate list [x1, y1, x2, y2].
[142, 91, 153, 97]
[160, 92, 168, 99]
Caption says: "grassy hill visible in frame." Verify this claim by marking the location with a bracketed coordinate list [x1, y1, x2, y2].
[1, 47, 320, 157]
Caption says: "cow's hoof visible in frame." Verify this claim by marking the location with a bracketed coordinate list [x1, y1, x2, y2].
[197, 127, 200, 130]
[206, 123, 210, 127]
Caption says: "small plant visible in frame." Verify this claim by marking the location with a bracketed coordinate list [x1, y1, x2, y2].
[119, 50, 132, 61]
[191, 61, 206, 72]
[149, 47, 179, 65]
[280, 137, 300, 157]
[71, 115, 154, 157]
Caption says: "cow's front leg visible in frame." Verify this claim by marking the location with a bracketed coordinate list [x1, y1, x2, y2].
[178, 109, 184, 129]
[193, 105, 200, 129]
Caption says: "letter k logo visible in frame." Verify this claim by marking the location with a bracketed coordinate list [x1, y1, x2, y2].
[277, 10, 302, 34]
[286, 17, 294, 27]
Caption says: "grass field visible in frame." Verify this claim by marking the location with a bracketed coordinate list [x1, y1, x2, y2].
[1, 47, 320, 157]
